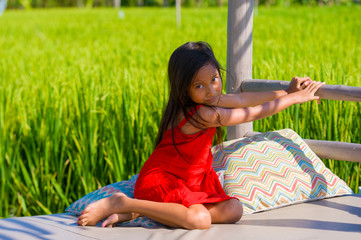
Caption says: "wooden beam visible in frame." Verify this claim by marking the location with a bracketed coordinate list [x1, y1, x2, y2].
[226, 0, 254, 140]
[245, 132, 361, 162]
[241, 79, 361, 102]
[304, 139, 361, 162]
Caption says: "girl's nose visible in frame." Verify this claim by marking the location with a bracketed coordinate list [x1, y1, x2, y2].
[207, 85, 217, 96]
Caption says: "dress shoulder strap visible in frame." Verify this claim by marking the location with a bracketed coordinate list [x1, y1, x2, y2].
[177, 105, 203, 129]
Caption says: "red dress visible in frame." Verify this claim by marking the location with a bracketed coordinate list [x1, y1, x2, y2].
[134, 106, 233, 207]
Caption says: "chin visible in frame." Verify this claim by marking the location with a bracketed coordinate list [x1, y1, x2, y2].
[205, 102, 217, 106]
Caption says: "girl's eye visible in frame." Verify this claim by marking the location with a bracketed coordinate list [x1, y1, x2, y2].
[212, 77, 218, 82]
[196, 85, 203, 89]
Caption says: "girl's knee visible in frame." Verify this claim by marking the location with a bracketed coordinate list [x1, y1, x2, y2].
[229, 199, 243, 222]
[222, 199, 243, 223]
[184, 206, 211, 230]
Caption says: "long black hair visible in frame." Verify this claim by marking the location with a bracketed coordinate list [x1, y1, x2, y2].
[155, 41, 224, 150]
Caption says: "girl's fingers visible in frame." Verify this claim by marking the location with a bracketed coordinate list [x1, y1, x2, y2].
[313, 82, 325, 93]
[306, 81, 325, 93]
[305, 81, 318, 92]
[308, 84, 321, 95]
[298, 77, 313, 89]
[299, 77, 311, 84]
[302, 80, 311, 88]
[299, 77, 311, 83]
[309, 96, 321, 104]
[314, 96, 321, 104]
[313, 95, 320, 101]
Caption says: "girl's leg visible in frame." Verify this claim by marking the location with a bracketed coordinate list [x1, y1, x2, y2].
[204, 198, 243, 224]
[78, 193, 212, 229]
[101, 200, 242, 228]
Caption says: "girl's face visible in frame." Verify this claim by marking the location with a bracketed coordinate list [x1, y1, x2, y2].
[188, 63, 222, 106]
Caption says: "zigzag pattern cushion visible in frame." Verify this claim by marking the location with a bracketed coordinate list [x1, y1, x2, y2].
[212, 129, 353, 215]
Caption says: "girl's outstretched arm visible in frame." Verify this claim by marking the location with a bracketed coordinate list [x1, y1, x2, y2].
[217, 77, 313, 108]
[218, 90, 287, 108]
[199, 80, 324, 127]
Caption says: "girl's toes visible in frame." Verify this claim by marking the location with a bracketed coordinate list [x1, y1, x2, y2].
[78, 217, 88, 226]
[101, 220, 109, 228]
[101, 220, 113, 228]
[101, 214, 118, 227]
[83, 208, 90, 214]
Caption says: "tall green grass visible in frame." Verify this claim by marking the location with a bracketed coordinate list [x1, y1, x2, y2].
[252, 7, 361, 192]
[0, 6, 360, 218]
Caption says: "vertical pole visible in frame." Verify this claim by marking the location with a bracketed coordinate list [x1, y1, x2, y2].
[114, 0, 120, 8]
[176, 0, 181, 28]
[0, 0, 7, 16]
[226, 0, 254, 140]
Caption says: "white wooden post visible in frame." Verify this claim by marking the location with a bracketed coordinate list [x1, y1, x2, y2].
[226, 0, 254, 140]
[0, 0, 7, 16]
[114, 0, 121, 8]
[176, 0, 181, 28]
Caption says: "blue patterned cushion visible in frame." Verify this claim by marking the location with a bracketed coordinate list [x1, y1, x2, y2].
[65, 174, 163, 227]
[66, 175, 138, 214]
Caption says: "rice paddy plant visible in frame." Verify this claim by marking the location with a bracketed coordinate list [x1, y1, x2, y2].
[0, 6, 360, 218]
[252, 6, 361, 192]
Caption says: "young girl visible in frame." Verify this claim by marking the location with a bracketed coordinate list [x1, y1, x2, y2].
[77, 41, 324, 229]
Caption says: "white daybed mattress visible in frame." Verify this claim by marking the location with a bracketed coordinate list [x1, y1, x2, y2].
[0, 194, 360, 240]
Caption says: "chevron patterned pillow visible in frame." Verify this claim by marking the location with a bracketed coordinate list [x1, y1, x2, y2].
[212, 129, 353, 215]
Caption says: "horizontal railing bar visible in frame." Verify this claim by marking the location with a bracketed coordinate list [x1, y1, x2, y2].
[244, 132, 361, 162]
[304, 139, 361, 163]
[241, 79, 361, 102]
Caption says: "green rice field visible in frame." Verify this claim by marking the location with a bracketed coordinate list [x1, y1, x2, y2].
[0, 6, 360, 218]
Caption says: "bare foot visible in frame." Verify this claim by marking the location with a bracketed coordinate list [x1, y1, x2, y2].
[77, 193, 128, 226]
[102, 212, 142, 227]
[101, 213, 132, 228]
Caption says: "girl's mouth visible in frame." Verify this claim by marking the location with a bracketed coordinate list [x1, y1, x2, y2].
[207, 96, 219, 104]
